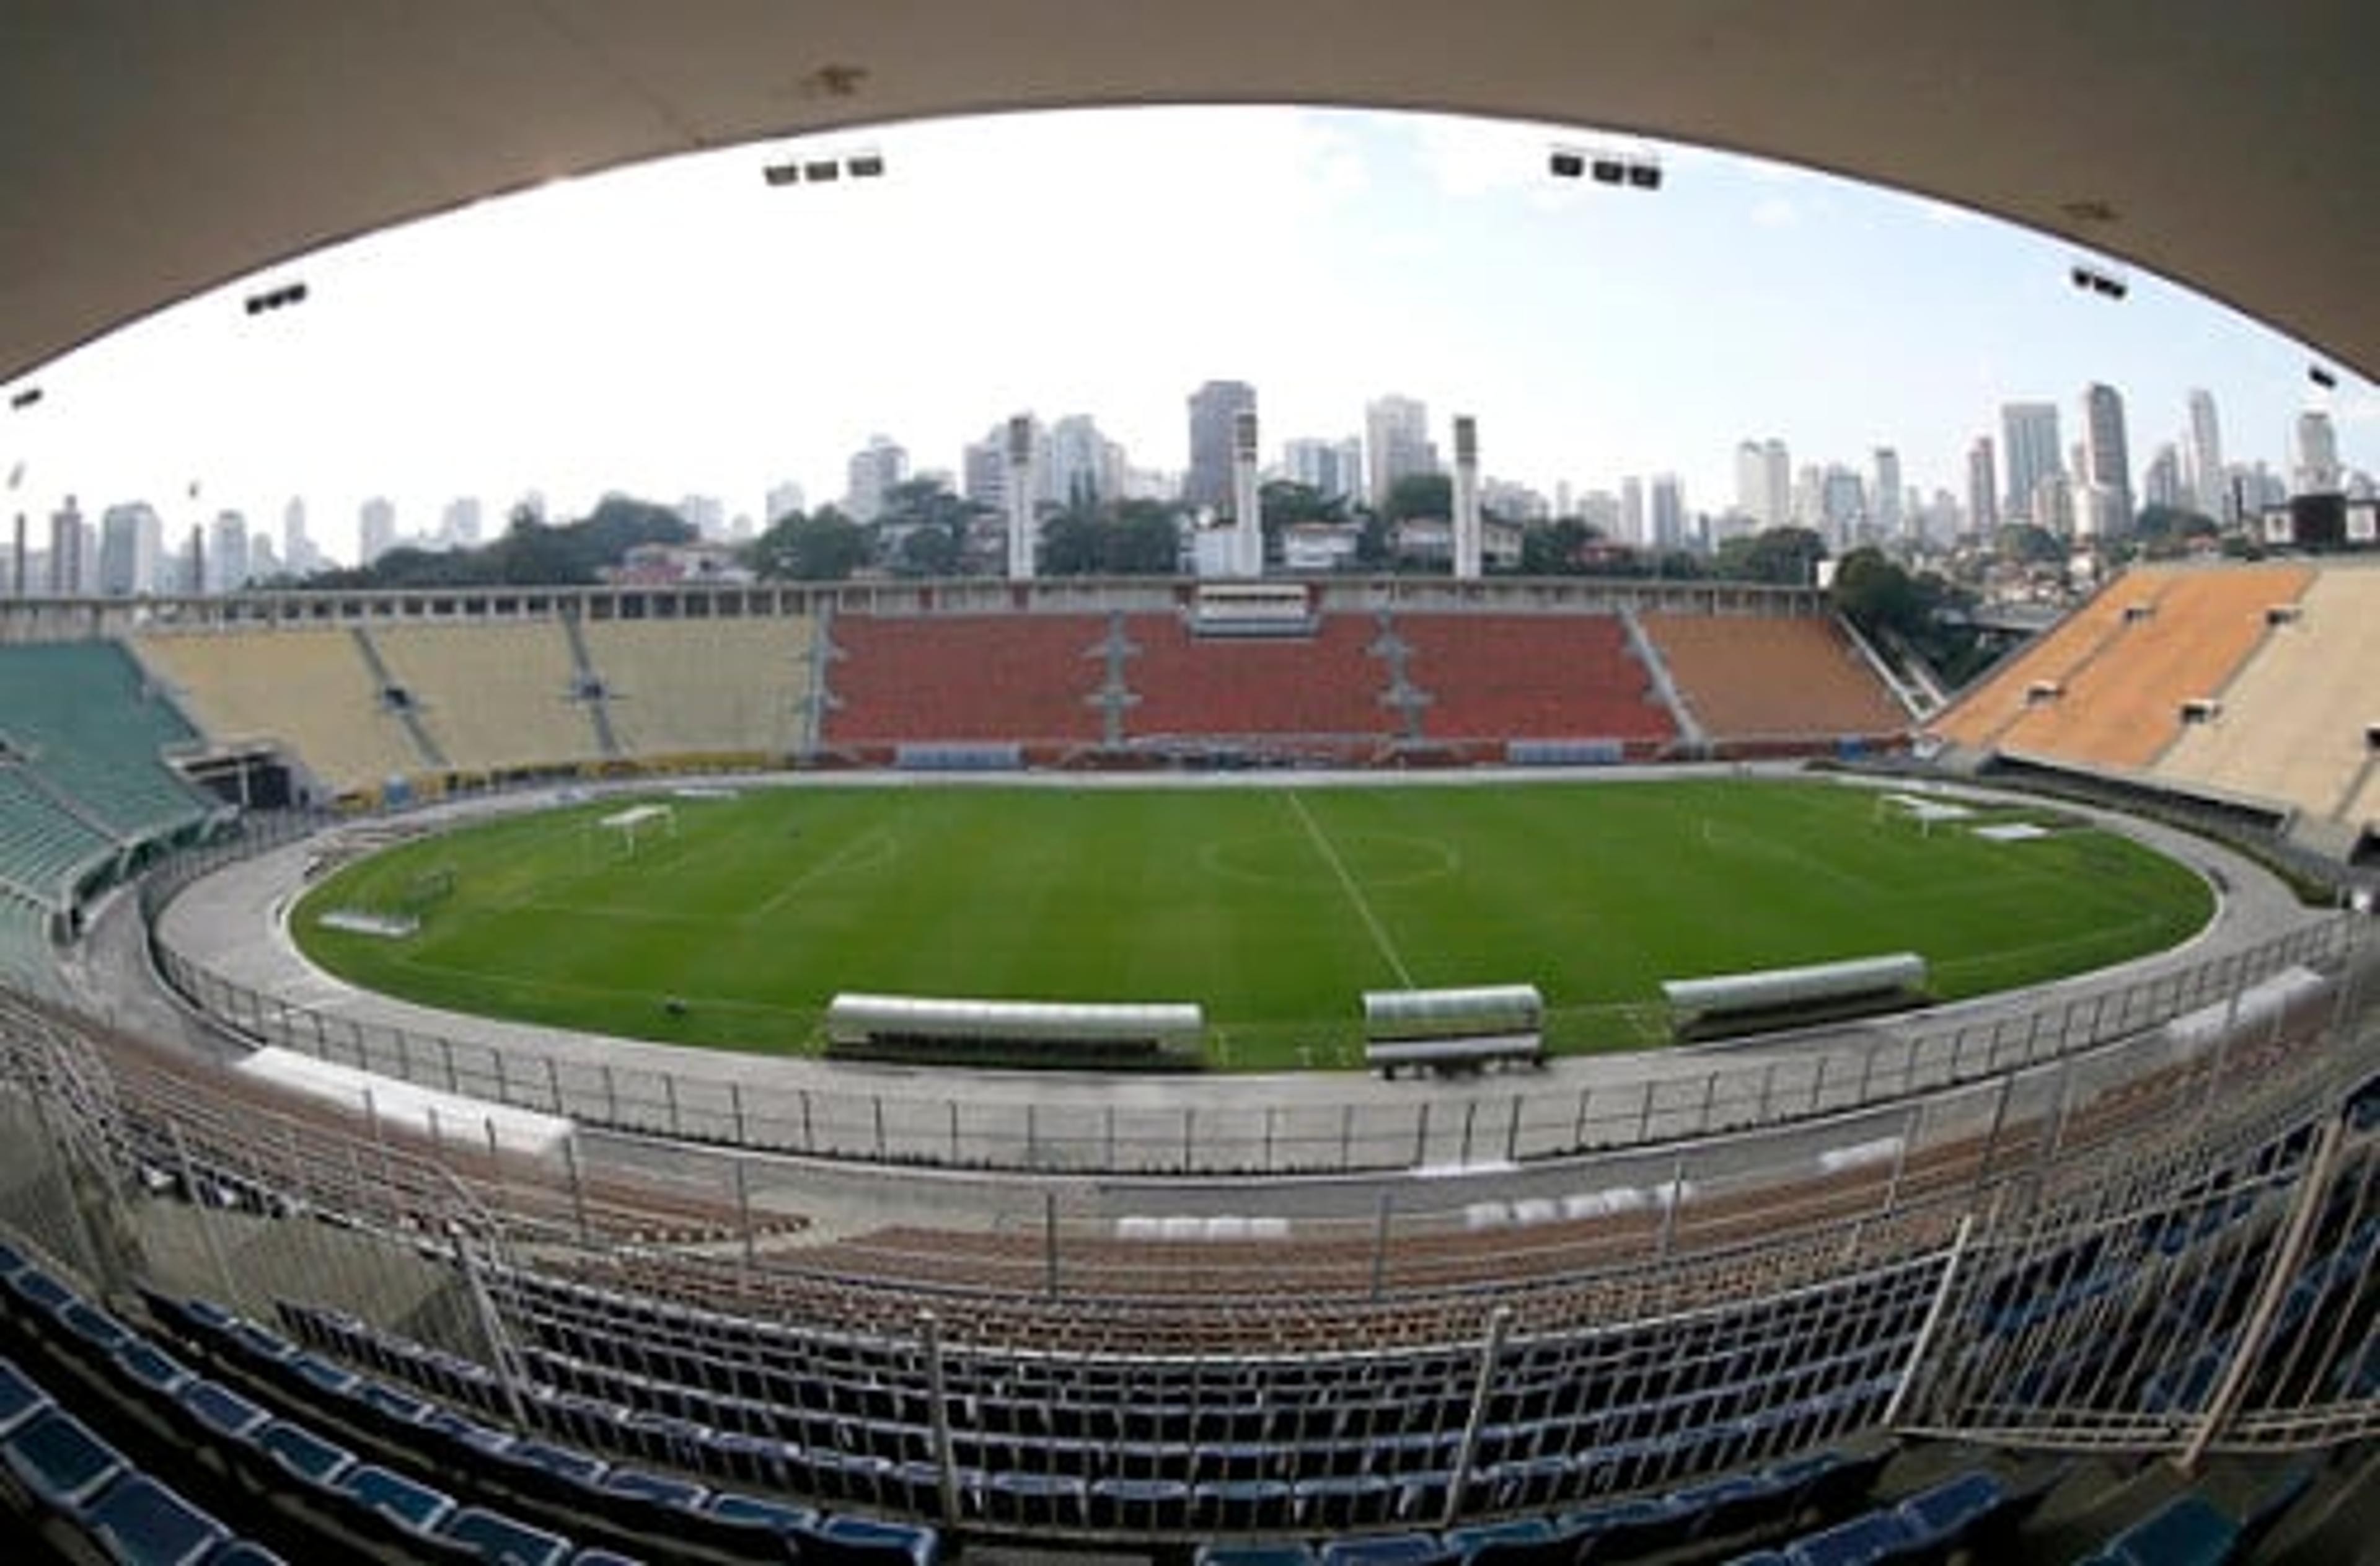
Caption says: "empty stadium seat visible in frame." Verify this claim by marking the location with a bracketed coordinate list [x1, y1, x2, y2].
[825, 613, 1107, 745]
[1399, 614, 1675, 746]
[1639, 614, 1905, 744]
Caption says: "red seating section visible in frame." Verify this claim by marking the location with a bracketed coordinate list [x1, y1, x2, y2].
[823, 614, 1106, 744]
[1120, 615, 1391, 738]
[1399, 614, 1675, 743]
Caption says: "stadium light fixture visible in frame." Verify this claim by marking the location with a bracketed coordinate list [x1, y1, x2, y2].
[6, 386, 38, 411]
[242, 281, 308, 316]
[845, 150, 886, 179]
[2309, 364, 2338, 389]
[1548, 147, 1584, 179]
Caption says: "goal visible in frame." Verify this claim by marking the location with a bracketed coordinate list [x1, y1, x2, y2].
[595, 802, 676, 858]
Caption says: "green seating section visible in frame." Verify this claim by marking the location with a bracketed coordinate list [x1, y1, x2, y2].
[0, 643, 213, 841]
[0, 768, 114, 905]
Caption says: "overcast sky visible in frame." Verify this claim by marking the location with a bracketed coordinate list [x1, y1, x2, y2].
[6, 105, 2371, 564]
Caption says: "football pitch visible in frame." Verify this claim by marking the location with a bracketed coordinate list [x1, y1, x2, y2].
[291, 777, 2214, 1069]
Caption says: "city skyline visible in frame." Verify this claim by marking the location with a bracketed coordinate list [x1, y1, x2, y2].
[3, 105, 2371, 567]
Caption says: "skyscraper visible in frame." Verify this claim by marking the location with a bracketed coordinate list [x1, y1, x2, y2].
[844, 434, 909, 522]
[281, 498, 319, 578]
[1364, 394, 1434, 509]
[2187, 389, 2227, 519]
[1185, 381, 1255, 512]
[1621, 477, 1646, 548]
[1049, 415, 1120, 508]
[1872, 448, 1903, 539]
[209, 510, 250, 592]
[2079, 383, 2133, 537]
[97, 502, 163, 596]
[47, 497, 84, 596]
[1648, 475, 1686, 551]
[2294, 410, 2341, 494]
[2143, 444, 2184, 511]
[1735, 439, 1789, 529]
[2001, 402, 2062, 528]
[1283, 438, 1361, 502]
[1966, 436, 1999, 535]
[358, 497, 397, 565]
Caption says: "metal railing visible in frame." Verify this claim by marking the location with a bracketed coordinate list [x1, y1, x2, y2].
[143, 816, 2355, 1174]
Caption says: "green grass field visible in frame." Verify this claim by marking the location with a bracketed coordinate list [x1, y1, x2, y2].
[291, 778, 2213, 1068]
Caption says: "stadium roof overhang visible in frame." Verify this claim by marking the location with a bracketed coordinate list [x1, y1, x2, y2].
[3, 3, 2375, 389]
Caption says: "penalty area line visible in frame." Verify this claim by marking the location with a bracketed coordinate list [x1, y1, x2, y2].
[1283, 790, 1416, 989]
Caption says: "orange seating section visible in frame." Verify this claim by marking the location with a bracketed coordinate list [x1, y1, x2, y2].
[1401, 614, 1675, 742]
[1929, 587, 2148, 751]
[1994, 564, 2314, 771]
[1640, 614, 1906, 741]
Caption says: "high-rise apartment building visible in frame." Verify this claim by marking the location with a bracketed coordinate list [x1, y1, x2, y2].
[1966, 436, 1999, 535]
[1364, 394, 1434, 509]
[2001, 402, 2062, 528]
[209, 510, 250, 592]
[46, 497, 85, 596]
[1734, 439, 1789, 529]
[358, 497, 397, 564]
[844, 434, 909, 523]
[1049, 415, 1122, 508]
[1282, 437, 1362, 502]
[2079, 383, 2133, 537]
[1872, 448, 1903, 538]
[1184, 381, 1256, 512]
[96, 502, 164, 596]
[2294, 410, 2341, 494]
[2143, 444, 2184, 511]
[2187, 389, 2227, 519]
[1648, 475, 1686, 551]
[764, 480, 807, 525]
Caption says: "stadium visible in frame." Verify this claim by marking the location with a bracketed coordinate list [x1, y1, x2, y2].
[2, 9, 2380, 1566]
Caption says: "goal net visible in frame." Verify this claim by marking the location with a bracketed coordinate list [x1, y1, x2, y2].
[596, 802, 676, 857]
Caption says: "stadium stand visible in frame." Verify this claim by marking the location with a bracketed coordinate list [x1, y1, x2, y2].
[1991, 563, 2316, 771]
[0, 766, 116, 906]
[1122, 613, 1393, 743]
[1397, 614, 1678, 748]
[0, 640, 214, 843]
[366, 619, 602, 776]
[2155, 565, 2380, 825]
[1637, 614, 1908, 746]
[578, 613, 813, 763]
[822, 613, 1107, 747]
[1928, 578, 2161, 753]
[135, 626, 431, 799]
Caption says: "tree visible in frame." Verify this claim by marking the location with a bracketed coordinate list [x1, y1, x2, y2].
[875, 477, 984, 578]
[1382, 472, 1453, 524]
[1106, 502, 1183, 575]
[291, 493, 693, 590]
[1518, 517, 1598, 575]
[1711, 526, 1825, 585]
[1037, 510, 1103, 577]
[747, 508, 866, 581]
[1831, 547, 1924, 639]
[1995, 523, 2066, 565]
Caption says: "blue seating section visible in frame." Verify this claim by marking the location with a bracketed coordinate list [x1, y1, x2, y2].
[342, 1250, 1929, 1541]
[139, 1285, 945, 1564]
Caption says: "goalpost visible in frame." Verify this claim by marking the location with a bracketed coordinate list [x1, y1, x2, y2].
[595, 802, 677, 859]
